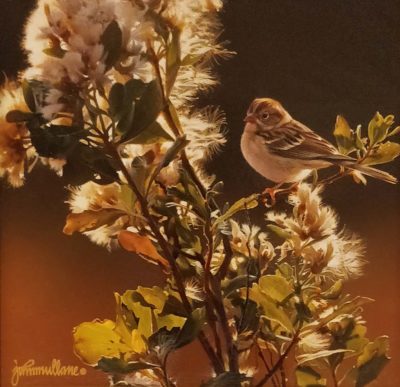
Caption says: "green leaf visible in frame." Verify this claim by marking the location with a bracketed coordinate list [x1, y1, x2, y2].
[321, 280, 343, 300]
[297, 349, 353, 365]
[259, 275, 293, 303]
[213, 194, 259, 229]
[174, 307, 206, 349]
[334, 115, 355, 154]
[120, 184, 135, 210]
[166, 28, 181, 96]
[22, 79, 37, 112]
[96, 357, 157, 374]
[108, 83, 125, 117]
[147, 136, 189, 191]
[126, 80, 164, 138]
[116, 104, 135, 135]
[202, 372, 250, 387]
[6, 110, 36, 123]
[316, 296, 373, 330]
[295, 366, 327, 387]
[295, 301, 313, 322]
[267, 224, 292, 240]
[368, 112, 394, 145]
[363, 141, 400, 165]
[43, 45, 66, 58]
[245, 284, 293, 332]
[101, 20, 122, 69]
[223, 275, 257, 298]
[29, 124, 84, 158]
[167, 100, 183, 132]
[62, 144, 118, 185]
[108, 82, 137, 135]
[388, 125, 400, 137]
[129, 121, 173, 144]
[355, 125, 366, 151]
[354, 336, 391, 387]
[181, 53, 204, 67]
[346, 325, 369, 356]
[158, 136, 188, 170]
[124, 78, 147, 100]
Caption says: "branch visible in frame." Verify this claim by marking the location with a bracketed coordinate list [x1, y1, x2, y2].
[90, 87, 223, 372]
[257, 345, 278, 387]
[147, 42, 238, 373]
[255, 330, 300, 387]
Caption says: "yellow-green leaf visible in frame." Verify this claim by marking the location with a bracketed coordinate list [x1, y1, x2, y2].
[357, 336, 390, 367]
[129, 121, 173, 144]
[388, 125, 400, 137]
[296, 366, 327, 387]
[334, 115, 355, 154]
[354, 336, 391, 387]
[245, 285, 293, 332]
[166, 28, 181, 96]
[156, 314, 186, 331]
[346, 324, 369, 356]
[297, 349, 352, 365]
[259, 275, 293, 303]
[131, 329, 148, 354]
[368, 112, 394, 145]
[213, 194, 259, 229]
[267, 224, 292, 240]
[73, 320, 132, 365]
[364, 141, 400, 165]
[136, 286, 167, 311]
[321, 280, 343, 300]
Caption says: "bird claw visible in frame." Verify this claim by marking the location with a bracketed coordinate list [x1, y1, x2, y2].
[261, 187, 279, 207]
[261, 183, 299, 207]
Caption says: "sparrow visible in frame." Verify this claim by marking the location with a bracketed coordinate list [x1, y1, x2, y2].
[241, 98, 397, 186]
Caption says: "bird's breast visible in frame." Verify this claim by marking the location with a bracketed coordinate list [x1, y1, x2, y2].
[240, 131, 310, 183]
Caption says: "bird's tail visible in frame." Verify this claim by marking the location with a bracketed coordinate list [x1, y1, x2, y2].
[341, 161, 397, 184]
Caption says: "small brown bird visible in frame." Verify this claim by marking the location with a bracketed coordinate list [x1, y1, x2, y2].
[241, 98, 397, 186]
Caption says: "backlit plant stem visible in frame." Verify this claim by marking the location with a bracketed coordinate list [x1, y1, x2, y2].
[148, 42, 239, 373]
[90, 88, 223, 374]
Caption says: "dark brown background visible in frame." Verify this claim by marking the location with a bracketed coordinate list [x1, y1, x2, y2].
[1, 1, 399, 386]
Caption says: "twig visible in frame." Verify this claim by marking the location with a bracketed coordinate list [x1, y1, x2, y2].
[90, 87, 223, 374]
[257, 345, 278, 387]
[255, 330, 301, 387]
[279, 364, 287, 387]
[331, 366, 339, 387]
[147, 45, 239, 373]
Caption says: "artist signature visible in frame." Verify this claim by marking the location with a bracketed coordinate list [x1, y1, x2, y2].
[11, 359, 87, 386]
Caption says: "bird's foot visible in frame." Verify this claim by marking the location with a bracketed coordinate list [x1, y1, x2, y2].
[261, 182, 299, 207]
[261, 186, 282, 207]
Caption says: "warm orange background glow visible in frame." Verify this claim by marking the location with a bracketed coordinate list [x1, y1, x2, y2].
[1, 1, 400, 386]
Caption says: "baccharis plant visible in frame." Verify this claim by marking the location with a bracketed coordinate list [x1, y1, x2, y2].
[1, 1, 399, 386]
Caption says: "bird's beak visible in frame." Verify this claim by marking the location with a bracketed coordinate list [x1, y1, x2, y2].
[244, 114, 257, 123]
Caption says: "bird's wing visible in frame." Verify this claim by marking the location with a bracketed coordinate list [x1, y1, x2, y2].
[257, 120, 351, 162]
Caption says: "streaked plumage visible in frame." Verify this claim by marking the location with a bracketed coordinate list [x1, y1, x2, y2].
[241, 98, 397, 184]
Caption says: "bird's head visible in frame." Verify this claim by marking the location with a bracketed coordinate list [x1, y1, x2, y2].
[244, 98, 292, 132]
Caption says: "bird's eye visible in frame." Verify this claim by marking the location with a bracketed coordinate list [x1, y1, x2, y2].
[261, 112, 269, 120]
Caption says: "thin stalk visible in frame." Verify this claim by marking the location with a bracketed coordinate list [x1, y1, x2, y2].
[331, 366, 339, 387]
[279, 364, 287, 387]
[104, 138, 223, 372]
[255, 329, 301, 387]
[257, 345, 278, 387]
[147, 43, 238, 373]
[90, 88, 223, 374]
[204, 222, 239, 372]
